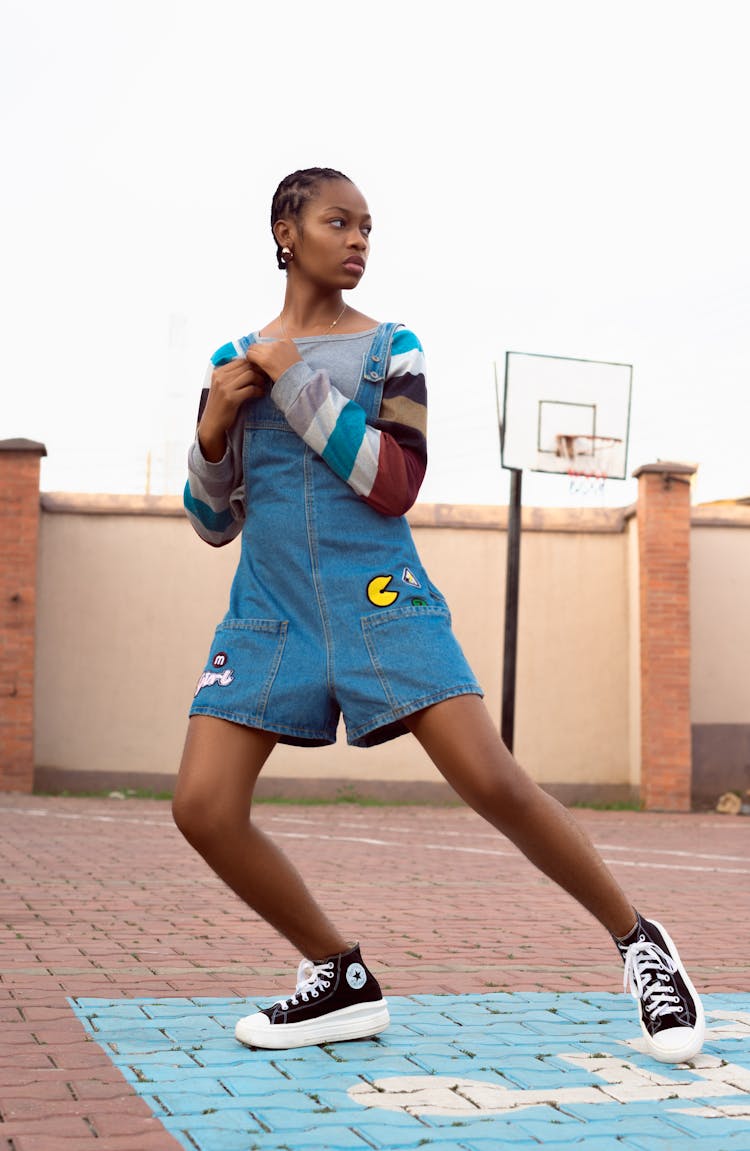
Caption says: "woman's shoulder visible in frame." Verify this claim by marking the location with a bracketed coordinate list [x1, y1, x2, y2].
[391, 325, 423, 351]
[346, 320, 423, 356]
[340, 307, 378, 333]
[344, 312, 421, 344]
[336, 310, 421, 346]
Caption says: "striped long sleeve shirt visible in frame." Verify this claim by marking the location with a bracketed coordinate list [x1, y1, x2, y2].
[184, 326, 428, 547]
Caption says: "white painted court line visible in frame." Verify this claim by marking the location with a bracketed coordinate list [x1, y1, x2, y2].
[591, 842, 750, 863]
[2, 806, 748, 875]
[269, 816, 750, 866]
[272, 818, 750, 864]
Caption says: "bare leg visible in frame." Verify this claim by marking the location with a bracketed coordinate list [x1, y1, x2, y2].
[172, 715, 348, 958]
[405, 694, 637, 939]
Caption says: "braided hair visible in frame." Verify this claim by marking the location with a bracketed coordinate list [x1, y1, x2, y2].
[271, 167, 352, 270]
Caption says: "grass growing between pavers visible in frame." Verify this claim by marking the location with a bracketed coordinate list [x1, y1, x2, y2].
[34, 787, 465, 807]
[33, 788, 650, 811]
[67, 993, 750, 1151]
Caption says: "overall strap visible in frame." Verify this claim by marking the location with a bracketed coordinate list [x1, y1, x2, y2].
[356, 322, 401, 421]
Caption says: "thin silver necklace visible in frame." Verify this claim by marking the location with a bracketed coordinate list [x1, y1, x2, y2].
[279, 303, 348, 340]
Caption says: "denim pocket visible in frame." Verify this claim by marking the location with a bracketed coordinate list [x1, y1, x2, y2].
[192, 618, 288, 726]
[361, 604, 455, 710]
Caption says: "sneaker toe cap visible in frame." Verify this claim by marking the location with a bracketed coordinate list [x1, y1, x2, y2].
[235, 1011, 269, 1047]
[647, 1023, 704, 1063]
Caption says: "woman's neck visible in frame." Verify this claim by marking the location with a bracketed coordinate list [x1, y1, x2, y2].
[279, 288, 347, 336]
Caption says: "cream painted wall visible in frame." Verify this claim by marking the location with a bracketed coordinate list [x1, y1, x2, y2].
[34, 498, 639, 790]
[691, 522, 750, 723]
[35, 512, 240, 776]
[512, 530, 631, 784]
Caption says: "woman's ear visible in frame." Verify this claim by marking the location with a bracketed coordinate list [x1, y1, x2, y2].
[273, 220, 293, 250]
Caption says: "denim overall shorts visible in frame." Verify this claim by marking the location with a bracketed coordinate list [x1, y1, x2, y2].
[190, 322, 482, 747]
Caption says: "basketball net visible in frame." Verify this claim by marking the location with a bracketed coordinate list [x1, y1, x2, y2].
[567, 468, 608, 497]
[556, 434, 620, 500]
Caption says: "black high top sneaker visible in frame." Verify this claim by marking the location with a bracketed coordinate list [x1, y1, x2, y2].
[234, 942, 389, 1050]
[614, 913, 705, 1063]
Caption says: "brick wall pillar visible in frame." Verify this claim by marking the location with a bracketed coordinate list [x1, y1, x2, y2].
[634, 461, 696, 811]
[0, 439, 46, 793]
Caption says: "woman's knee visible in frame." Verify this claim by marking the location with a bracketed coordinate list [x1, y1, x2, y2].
[171, 780, 245, 851]
[172, 717, 272, 849]
[454, 758, 540, 824]
[172, 784, 208, 847]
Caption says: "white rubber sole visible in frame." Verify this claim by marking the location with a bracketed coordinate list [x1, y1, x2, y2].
[638, 920, 705, 1063]
[235, 998, 390, 1050]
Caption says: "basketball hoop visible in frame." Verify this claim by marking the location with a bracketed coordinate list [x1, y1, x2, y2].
[500, 352, 632, 483]
[555, 433, 622, 462]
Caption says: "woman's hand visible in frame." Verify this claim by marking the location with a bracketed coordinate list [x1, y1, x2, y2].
[245, 338, 302, 383]
[197, 358, 268, 462]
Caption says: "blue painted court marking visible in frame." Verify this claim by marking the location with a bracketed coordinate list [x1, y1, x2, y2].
[68, 993, 750, 1151]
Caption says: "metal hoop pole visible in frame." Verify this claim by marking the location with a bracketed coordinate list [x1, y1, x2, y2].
[502, 468, 522, 751]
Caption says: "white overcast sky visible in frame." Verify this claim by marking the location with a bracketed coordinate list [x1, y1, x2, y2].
[1, 0, 748, 507]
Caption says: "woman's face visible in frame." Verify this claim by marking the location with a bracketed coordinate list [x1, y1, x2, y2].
[287, 179, 372, 289]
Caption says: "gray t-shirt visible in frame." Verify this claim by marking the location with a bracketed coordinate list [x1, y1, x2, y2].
[255, 328, 379, 401]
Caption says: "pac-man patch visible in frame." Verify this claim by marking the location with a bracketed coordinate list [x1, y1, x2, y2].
[402, 567, 421, 588]
[367, 575, 399, 607]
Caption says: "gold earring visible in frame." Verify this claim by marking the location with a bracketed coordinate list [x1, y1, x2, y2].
[281, 246, 293, 262]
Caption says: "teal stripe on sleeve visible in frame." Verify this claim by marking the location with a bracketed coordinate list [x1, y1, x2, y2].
[321, 401, 366, 480]
[183, 481, 235, 533]
[391, 328, 423, 355]
[211, 341, 239, 366]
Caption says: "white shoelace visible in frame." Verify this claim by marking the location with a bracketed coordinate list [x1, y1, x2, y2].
[622, 940, 683, 1020]
[277, 959, 334, 1010]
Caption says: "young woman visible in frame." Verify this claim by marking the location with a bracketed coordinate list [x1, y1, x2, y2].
[174, 167, 704, 1064]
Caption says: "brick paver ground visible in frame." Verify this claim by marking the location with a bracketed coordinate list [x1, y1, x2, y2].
[1, 794, 749, 1150]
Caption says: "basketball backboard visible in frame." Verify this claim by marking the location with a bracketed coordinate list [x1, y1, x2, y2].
[500, 352, 633, 479]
